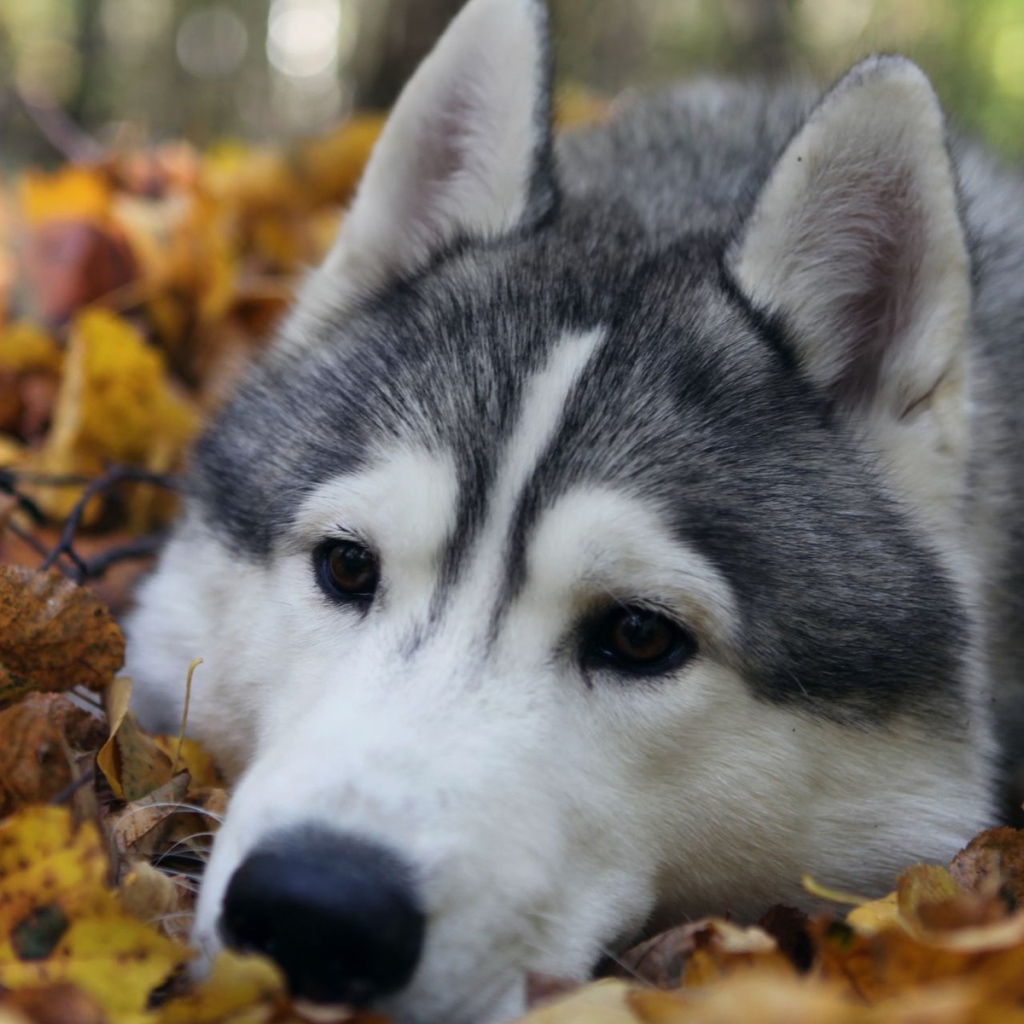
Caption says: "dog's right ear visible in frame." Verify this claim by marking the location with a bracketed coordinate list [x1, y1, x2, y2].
[291, 0, 554, 333]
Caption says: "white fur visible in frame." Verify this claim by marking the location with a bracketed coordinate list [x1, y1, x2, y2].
[134, 468, 991, 1024]
[124, 32, 997, 1024]
[283, 0, 546, 352]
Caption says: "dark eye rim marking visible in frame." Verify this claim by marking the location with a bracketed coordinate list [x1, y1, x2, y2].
[314, 537, 380, 607]
[581, 604, 698, 679]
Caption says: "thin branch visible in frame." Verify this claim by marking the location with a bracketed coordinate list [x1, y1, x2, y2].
[81, 532, 168, 579]
[39, 465, 178, 577]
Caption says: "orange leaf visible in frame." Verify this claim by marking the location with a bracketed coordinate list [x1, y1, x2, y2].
[0, 566, 125, 709]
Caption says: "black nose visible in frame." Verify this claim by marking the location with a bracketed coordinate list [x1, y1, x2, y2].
[219, 829, 425, 1005]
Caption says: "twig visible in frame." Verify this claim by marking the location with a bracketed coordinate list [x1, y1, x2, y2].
[39, 465, 178, 578]
[49, 766, 96, 806]
[80, 533, 168, 579]
[3, 518, 53, 560]
[0, 471, 48, 525]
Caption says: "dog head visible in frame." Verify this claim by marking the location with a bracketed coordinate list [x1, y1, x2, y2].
[127, 2, 994, 1020]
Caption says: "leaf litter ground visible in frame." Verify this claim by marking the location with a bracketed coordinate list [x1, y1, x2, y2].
[0, 95, 1022, 1024]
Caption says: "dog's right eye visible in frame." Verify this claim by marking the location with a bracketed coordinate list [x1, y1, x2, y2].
[581, 605, 697, 678]
[315, 540, 380, 605]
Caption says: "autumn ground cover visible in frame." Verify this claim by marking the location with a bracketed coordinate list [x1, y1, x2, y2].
[1, 105, 1024, 1024]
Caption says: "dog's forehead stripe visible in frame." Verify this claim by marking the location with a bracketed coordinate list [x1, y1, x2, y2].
[431, 328, 605, 621]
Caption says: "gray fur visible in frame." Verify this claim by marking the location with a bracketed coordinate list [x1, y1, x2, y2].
[188, 76, 1022, 730]
[126, 20, 1024, 1017]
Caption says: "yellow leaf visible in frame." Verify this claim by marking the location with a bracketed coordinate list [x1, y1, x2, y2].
[554, 86, 609, 131]
[98, 677, 174, 802]
[518, 979, 638, 1024]
[152, 735, 222, 789]
[0, 809, 189, 1024]
[297, 116, 385, 208]
[802, 875, 872, 906]
[847, 892, 899, 935]
[29, 309, 195, 522]
[0, 915, 190, 1024]
[157, 950, 287, 1024]
[19, 167, 111, 228]
[631, 971, 868, 1024]
[0, 807, 108, 936]
[0, 321, 63, 374]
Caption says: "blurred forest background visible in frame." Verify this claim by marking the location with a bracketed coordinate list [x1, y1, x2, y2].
[0, 0, 1022, 168]
[0, 0, 1019, 165]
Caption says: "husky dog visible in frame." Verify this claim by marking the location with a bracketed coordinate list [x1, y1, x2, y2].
[126, 0, 1024, 1018]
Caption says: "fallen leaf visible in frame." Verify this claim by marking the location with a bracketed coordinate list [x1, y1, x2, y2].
[680, 920, 793, 988]
[0, 914, 190, 1024]
[0, 806, 110, 937]
[0, 982, 105, 1024]
[107, 774, 189, 861]
[517, 979, 637, 1024]
[153, 734, 223, 789]
[27, 309, 195, 524]
[0, 701, 74, 817]
[951, 827, 1024, 909]
[156, 949, 288, 1024]
[0, 566, 125, 709]
[629, 971, 866, 1024]
[98, 678, 174, 803]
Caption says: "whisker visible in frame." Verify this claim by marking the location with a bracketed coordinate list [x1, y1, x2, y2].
[114, 801, 226, 825]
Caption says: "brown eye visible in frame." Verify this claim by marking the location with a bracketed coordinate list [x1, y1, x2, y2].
[584, 606, 696, 677]
[316, 540, 379, 604]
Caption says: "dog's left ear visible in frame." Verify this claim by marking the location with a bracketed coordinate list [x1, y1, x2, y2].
[731, 56, 970, 541]
[295, 0, 553, 325]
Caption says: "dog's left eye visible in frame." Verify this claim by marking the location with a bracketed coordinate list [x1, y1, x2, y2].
[315, 540, 380, 604]
[583, 606, 696, 677]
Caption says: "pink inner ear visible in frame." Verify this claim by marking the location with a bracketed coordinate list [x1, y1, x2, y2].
[821, 164, 925, 411]
[782, 155, 927, 414]
[413, 86, 481, 214]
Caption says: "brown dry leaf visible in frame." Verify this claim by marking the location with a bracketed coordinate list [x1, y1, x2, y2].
[951, 827, 1024, 909]
[0, 982, 106, 1024]
[17, 166, 137, 326]
[19, 693, 107, 753]
[119, 860, 180, 922]
[614, 922, 705, 988]
[811, 911, 1024, 1005]
[106, 774, 189, 862]
[0, 701, 74, 818]
[0, 565, 125, 709]
[98, 678, 175, 803]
